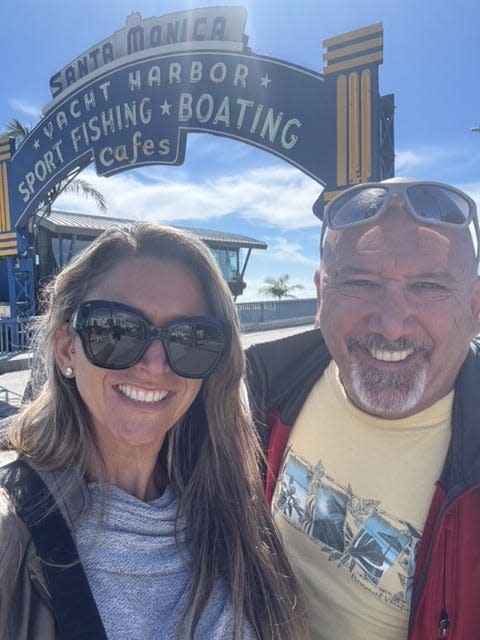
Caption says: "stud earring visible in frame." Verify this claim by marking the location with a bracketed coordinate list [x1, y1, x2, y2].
[64, 367, 74, 378]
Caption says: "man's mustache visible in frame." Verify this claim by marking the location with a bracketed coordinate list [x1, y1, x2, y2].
[347, 334, 429, 353]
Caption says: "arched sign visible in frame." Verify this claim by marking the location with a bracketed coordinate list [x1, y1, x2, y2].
[0, 7, 394, 315]
[12, 51, 333, 228]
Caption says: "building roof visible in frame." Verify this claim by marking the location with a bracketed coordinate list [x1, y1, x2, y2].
[37, 210, 268, 250]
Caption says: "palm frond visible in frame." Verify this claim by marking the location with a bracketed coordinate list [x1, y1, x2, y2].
[257, 273, 305, 300]
[3, 118, 32, 140]
[62, 178, 107, 212]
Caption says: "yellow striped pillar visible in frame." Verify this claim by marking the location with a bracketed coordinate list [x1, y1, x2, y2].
[322, 23, 383, 197]
[0, 136, 18, 256]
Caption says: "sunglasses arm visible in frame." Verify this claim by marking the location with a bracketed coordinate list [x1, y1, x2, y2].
[312, 193, 325, 221]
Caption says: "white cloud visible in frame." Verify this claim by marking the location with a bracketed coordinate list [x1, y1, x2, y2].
[259, 236, 318, 266]
[395, 143, 480, 183]
[55, 164, 323, 229]
[8, 99, 41, 121]
[395, 147, 455, 176]
[394, 150, 425, 174]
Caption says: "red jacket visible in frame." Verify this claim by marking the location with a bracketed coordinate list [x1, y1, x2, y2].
[246, 330, 480, 639]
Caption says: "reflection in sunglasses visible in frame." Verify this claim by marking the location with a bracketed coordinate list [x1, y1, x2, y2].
[71, 300, 228, 378]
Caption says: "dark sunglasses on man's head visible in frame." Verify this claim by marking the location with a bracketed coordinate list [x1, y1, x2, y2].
[316, 181, 480, 261]
[70, 300, 228, 379]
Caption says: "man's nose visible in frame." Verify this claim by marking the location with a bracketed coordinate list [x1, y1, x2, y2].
[366, 284, 415, 341]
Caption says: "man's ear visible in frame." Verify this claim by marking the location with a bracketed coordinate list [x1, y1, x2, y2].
[54, 323, 77, 372]
[471, 277, 480, 337]
[314, 270, 321, 328]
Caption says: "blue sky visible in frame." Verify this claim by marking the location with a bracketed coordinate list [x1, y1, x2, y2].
[1, 0, 480, 300]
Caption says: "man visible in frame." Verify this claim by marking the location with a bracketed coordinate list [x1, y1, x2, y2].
[246, 178, 480, 639]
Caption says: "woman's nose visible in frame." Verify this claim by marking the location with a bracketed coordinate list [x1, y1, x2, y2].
[135, 338, 172, 373]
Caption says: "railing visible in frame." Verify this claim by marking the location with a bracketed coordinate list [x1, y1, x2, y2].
[0, 317, 36, 353]
[236, 298, 316, 329]
[0, 298, 317, 355]
[0, 385, 23, 408]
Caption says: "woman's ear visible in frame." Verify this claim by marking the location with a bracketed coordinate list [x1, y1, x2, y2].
[54, 323, 77, 372]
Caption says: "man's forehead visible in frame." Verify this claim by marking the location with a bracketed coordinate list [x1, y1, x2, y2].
[356, 220, 451, 253]
[321, 208, 476, 273]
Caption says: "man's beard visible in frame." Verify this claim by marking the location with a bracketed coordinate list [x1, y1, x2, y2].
[347, 335, 429, 417]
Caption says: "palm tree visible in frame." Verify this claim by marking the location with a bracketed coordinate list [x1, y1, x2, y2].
[258, 274, 305, 300]
[4, 118, 106, 213]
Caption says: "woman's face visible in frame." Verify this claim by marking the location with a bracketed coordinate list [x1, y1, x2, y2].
[56, 256, 208, 461]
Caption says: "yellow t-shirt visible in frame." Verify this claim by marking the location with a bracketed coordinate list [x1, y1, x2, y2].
[272, 361, 452, 640]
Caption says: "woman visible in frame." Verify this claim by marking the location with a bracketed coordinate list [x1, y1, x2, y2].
[0, 223, 307, 639]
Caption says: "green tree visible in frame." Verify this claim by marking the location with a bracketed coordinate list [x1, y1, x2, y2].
[258, 274, 305, 300]
[4, 118, 106, 213]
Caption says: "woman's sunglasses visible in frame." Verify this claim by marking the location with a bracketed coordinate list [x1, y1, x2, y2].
[70, 300, 229, 379]
[316, 181, 480, 260]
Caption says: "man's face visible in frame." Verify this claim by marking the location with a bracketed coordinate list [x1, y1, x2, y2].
[317, 196, 480, 418]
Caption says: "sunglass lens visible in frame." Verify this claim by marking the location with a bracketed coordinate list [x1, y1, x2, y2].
[85, 309, 145, 368]
[328, 188, 388, 228]
[407, 185, 471, 224]
[166, 321, 225, 377]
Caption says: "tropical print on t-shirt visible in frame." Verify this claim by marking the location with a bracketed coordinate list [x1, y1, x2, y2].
[273, 447, 421, 611]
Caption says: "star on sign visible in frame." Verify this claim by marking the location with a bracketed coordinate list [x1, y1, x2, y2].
[33, 140, 40, 150]
[160, 100, 172, 116]
[260, 74, 272, 88]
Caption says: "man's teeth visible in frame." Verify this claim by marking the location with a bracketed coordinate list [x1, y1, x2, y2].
[117, 385, 168, 403]
[369, 348, 415, 362]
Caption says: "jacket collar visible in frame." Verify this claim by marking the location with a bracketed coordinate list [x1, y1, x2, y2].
[440, 339, 480, 491]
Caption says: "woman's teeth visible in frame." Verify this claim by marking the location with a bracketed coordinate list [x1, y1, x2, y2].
[117, 385, 168, 403]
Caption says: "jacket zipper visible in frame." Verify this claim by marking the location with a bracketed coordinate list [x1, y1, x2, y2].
[409, 483, 476, 639]
[438, 528, 450, 638]
[438, 612, 449, 638]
